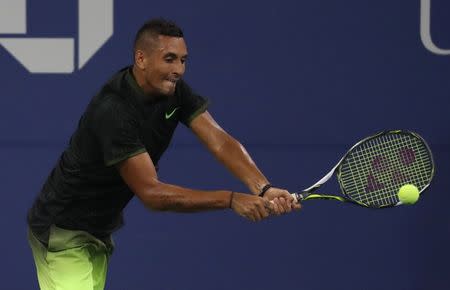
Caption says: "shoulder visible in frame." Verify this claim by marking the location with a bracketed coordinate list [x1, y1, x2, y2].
[93, 69, 138, 112]
[87, 92, 138, 126]
[104, 66, 130, 92]
[94, 66, 135, 108]
[173, 79, 207, 105]
[174, 79, 194, 97]
[94, 91, 129, 111]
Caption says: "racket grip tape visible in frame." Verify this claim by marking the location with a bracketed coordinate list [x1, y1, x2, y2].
[291, 192, 303, 202]
[268, 193, 302, 204]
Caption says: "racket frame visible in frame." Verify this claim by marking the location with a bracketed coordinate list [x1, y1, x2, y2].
[292, 130, 435, 208]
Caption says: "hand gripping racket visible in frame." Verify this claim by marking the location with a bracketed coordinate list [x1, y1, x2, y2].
[292, 130, 435, 208]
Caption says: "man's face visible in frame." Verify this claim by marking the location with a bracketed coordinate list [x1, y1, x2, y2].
[139, 35, 188, 96]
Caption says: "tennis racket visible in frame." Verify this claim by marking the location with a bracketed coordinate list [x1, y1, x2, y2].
[291, 130, 435, 208]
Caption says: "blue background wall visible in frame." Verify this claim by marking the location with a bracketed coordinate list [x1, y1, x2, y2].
[1, 0, 449, 289]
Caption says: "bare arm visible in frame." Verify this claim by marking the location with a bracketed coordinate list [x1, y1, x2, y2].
[190, 111, 300, 213]
[190, 111, 269, 195]
[116, 151, 271, 221]
[117, 152, 231, 212]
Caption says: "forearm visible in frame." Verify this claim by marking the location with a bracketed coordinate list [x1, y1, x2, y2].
[213, 135, 269, 195]
[139, 181, 232, 212]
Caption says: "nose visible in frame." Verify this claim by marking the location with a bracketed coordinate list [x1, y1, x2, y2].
[173, 60, 185, 76]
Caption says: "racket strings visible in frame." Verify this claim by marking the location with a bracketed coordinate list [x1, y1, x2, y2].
[362, 134, 430, 205]
[360, 135, 432, 206]
[362, 136, 430, 205]
[374, 135, 431, 204]
[339, 133, 433, 207]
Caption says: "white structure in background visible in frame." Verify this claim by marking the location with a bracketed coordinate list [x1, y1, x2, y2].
[0, 0, 113, 73]
[421, 0, 450, 55]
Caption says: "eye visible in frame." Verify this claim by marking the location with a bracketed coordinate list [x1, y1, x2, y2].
[165, 57, 175, 63]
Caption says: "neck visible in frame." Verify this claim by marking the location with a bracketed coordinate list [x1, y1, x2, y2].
[131, 65, 155, 95]
[131, 65, 167, 103]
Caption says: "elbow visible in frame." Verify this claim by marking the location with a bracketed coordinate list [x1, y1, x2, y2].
[144, 199, 168, 212]
[137, 181, 171, 211]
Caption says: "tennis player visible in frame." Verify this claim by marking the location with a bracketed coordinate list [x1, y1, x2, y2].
[27, 19, 300, 290]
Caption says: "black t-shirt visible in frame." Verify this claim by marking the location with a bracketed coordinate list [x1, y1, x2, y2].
[27, 67, 208, 241]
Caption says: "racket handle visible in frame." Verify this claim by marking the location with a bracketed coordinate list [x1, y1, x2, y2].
[291, 193, 301, 202]
[268, 193, 301, 203]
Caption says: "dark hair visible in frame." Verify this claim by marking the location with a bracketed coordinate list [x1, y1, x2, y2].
[134, 18, 184, 51]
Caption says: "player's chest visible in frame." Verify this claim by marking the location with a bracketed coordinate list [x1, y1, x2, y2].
[139, 101, 180, 137]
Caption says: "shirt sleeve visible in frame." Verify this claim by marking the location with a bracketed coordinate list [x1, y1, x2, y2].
[175, 80, 209, 126]
[90, 98, 146, 166]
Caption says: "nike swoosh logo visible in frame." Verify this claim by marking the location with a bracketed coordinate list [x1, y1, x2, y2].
[165, 107, 180, 119]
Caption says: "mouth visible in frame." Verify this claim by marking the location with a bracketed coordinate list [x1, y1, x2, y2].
[165, 77, 179, 85]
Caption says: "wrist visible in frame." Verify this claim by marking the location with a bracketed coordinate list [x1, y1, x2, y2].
[250, 180, 271, 195]
[229, 191, 234, 208]
[258, 184, 273, 197]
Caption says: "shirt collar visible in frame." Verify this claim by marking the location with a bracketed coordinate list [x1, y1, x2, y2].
[124, 67, 165, 105]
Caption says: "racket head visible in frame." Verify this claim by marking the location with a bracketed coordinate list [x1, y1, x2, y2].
[336, 130, 435, 208]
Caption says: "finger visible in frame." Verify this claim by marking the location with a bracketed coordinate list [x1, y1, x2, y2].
[283, 197, 293, 213]
[278, 197, 290, 214]
[284, 197, 293, 213]
[252, 207, 263, 222]
[263, 199, 274, 215]
[286, 194, 295, 208]
[286, 193, 297, 205]
[239, 212, 252, 220]
[272, 198, 282, 215]
[256, 200, 269, 219]
[293, 202, 302, 210]
[255, 206, 267, 220]
[276, 191, 293, 205]
[247, 212, 257, 222]
[261, 210, 269, 219]
[283, 195, 294, 211]
[283, 192, 295, 204]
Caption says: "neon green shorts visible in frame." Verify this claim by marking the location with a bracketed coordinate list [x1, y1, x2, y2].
[28, 225, 114, 290]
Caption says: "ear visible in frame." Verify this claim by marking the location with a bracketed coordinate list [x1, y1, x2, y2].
[134, 49, 147, 70]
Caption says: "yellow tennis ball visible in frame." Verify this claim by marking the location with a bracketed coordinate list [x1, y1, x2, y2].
[397, 184, 420, 205]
